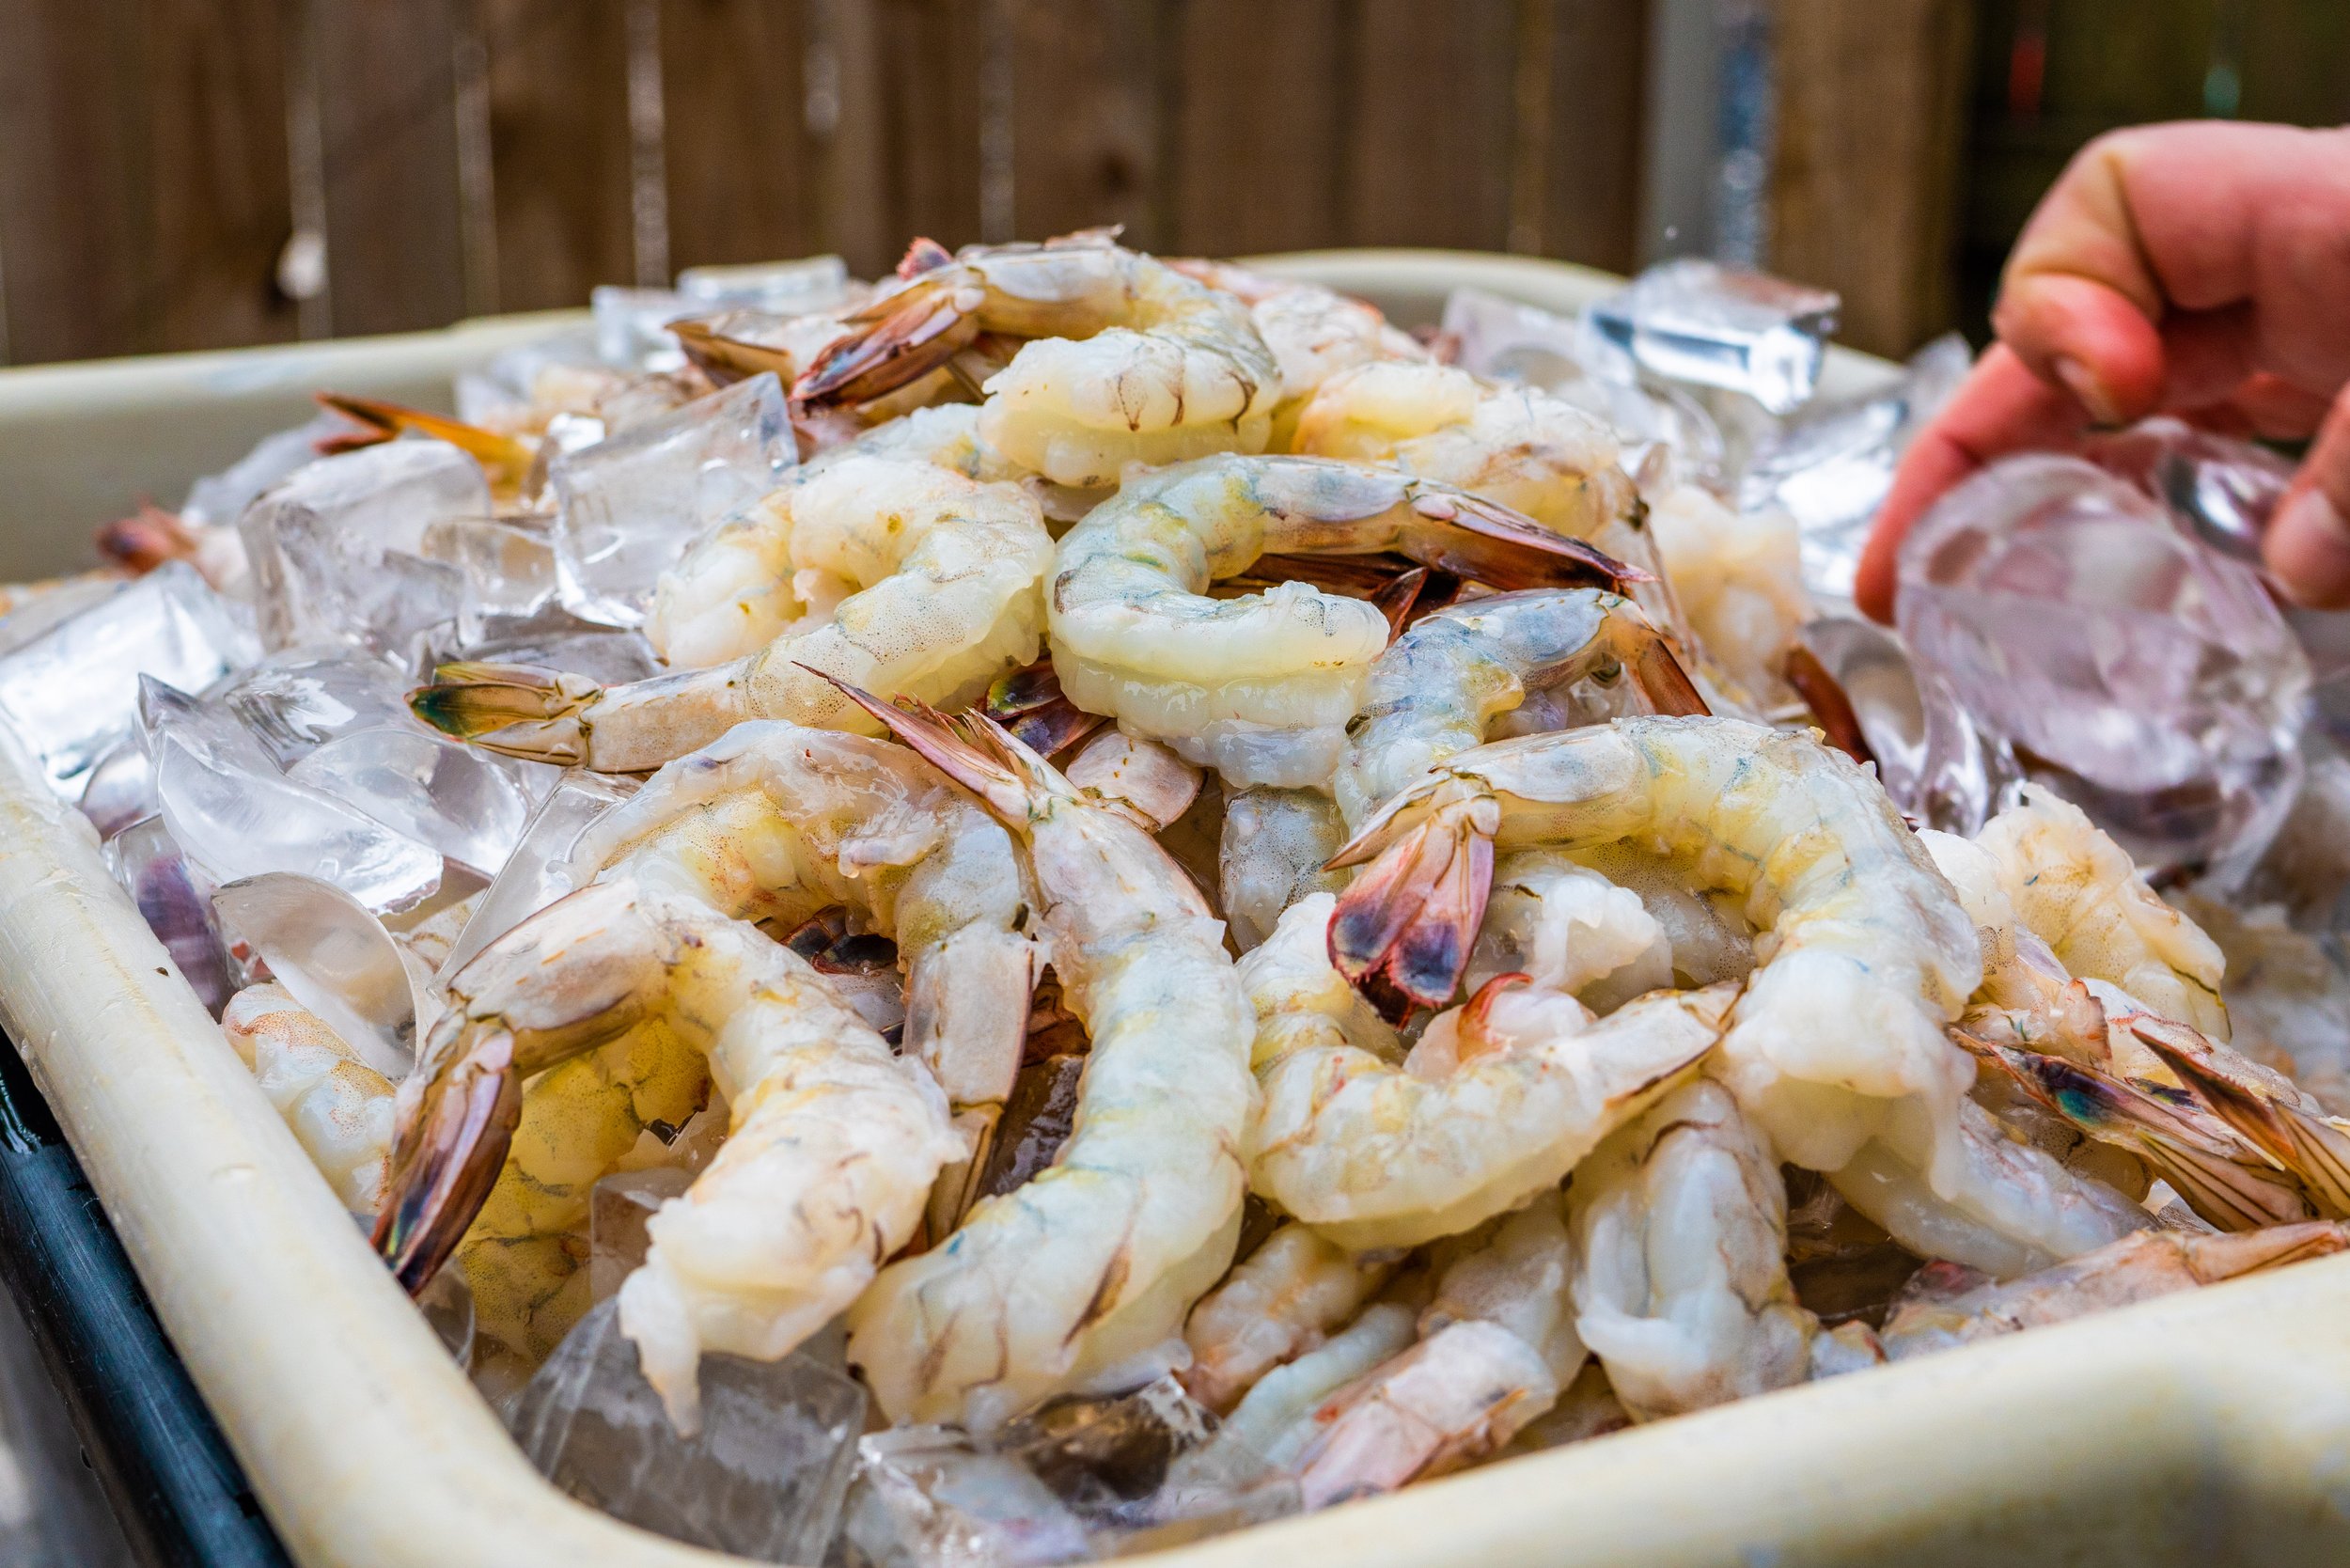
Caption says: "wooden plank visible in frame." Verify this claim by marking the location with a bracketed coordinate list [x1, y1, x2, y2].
[480, 0, 636, 308]
[863, 0, 987, 257]
[1340, 0, 1520, 251]
[657, 0, 816, 273]
[2238, 0, 2350, 125]
[307, 0, 472, 337]
[0, 0, 151, 363]
[1768, 0, 1976, 356]
[1167, 0, 1346, 258]
[1537, 0, 1650, 272]
[1004, 0, 1168, 247]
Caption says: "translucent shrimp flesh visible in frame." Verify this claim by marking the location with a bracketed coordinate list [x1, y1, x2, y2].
[1219, 787, 1349, 951]
[1464, 853, 1677, 1015]
[1567, 1078, 1815, 1419]
[222, 983, 396, 1215]
[1180, 1222, 1395, 1413]
[1047, 454, 1639, 789]
[796, 235, 1282, 488]
[1242, 893, 1735, 1249]
[412, 460, 1053, 771]
[834, 691, 1259, 1432]
[1644, 482, 1813, 707]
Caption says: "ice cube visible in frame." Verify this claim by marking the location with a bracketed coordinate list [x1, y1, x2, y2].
[0, 563, 257, 798]
[1795, 617, 2020, 836]
[2084, 415, 2293, 567]
[210, 870, 423, 1080]
[589, 1168, 695, 1304]
[239, 441, 488, 654]
[102, 814, 240, 1016]
[456, 327, 603, 426]
[550, 373, 794, 627]
[838, 1428, 1091, 1568]
[215, 647, 415, 768]
[1577, 259, 1840, 415]
[512, 1298, 866, 1564]
[593, 287, 697, 373]
[420, 1261, 478, 1368]
[420, 517, 558, 636]
[438, 772, 635, 979]
[676, 255, 853, 315]
[78, 740, 157, 838]
[1896, 453, 2310, 873]
[142, 678, 444, 915]
[1742, 334, 1970, 604]
[180, 413, 350, 530]
[288, 728, 529, 878]
[446, 618, 664, 687]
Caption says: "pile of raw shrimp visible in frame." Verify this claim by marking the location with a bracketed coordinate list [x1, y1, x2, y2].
[109, 233, 2350, 1551]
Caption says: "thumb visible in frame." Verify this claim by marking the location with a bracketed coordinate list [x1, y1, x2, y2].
[2263, 384, 2350, 608]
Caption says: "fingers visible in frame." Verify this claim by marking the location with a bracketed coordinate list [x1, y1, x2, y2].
[1855, 347, 2086, 620]
[2263, 384, 2350, 608]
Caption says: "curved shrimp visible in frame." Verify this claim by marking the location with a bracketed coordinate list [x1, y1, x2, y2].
[1644, 482, 1813, 707]
[1047, 454, 1639, 789]
[1168, 259, 1427, 431]
[374, 725, 1030, 1432]
[1464, 852, 1679, 1015]
[411, 461, 1053, 771]
[835, 691, 1259, 1432]
[223, 984, 397, 1215]
[1179, 1222, 1395, 1413]
[1566, 1078, 1815, 1419]
[797, 236, 1280, 488]
[1242, 893, 1735, 1249]
[1974, 785, 2230, 1039]
[1329, 718, 1982, 1190]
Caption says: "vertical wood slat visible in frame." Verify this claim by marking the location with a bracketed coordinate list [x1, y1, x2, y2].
[306, 0, 471, 337]
[656, 0, 817, 274]
[864, 0, 988, 259]
[1340, 0, 1520, 250]
[477, 0, 635, 311]
[1004, 0, 1169, 247]
[1167, 0, 1347, 257]
[1768, 0, 1976, 356]
[1538, 0, 1650, 274]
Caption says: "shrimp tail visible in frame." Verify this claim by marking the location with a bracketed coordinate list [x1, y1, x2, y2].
[2135, 1024, 2350, 1217]
[1325, 783, 1496, 1021]
[792, 274, 980, 408]
[408, 662, 598, 766]
[314, 392, 536, 489]
[1402, 486, 1652, 593]
[95, 502, 199, 574]
[1782, 644, 1877, 767]
[370, 1025, 524, 1294]
[814, 670, 1065, 823]
[670, 318, 795, 388]
[897, 236, 956, 277]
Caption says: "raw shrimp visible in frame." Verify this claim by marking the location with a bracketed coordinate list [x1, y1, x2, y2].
[1644, 483, 1812, 707]
[1047, 454, 1637, 788]
[1877, 1222, 2350, 1360]
[797, 236, 1281, 488]
[1329, 719, 1982, 1188]
[222, 984, 396, 1215]
[1180, 1223, 1395, 1413]
[1291, 1196, 1585, 1507]
[1243, 893, 1734, 1248]
[1465, 853, 1676, 1015]
[1567, 1079, 1814, 1419]
[375, 724, 1032, 1432]
[835, 692, 1259, 1432]
[1206, 1302, 1419, 1470]
[1219, 788, 1348, 951]
[1974, 785, 2229, 1038]
[1168, 259, 1427, 431]
[412, 461, 1053, 771]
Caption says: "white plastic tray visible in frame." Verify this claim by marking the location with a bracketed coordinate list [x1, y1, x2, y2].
[1, 253, 2341, 1568]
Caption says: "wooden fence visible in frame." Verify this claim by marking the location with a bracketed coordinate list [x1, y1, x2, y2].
[0, 0, 2342, 371]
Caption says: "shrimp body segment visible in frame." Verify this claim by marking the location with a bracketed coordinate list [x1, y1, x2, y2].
[800, 237, 1281, 488]
[1180, 1222, 1395, 1413]
[1333, 718, 1983, 1186]
[223, 984, 397, 1215]
[1048, 454, 1637, 789]
[1242, 893, 1735, 1249]
[837, 694, 1259, 1432]
[415, 460, 1053, 771]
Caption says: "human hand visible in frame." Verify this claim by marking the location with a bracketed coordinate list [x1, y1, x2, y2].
[1854, 121, 2350, 620]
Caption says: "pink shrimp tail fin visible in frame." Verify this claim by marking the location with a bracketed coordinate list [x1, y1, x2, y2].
[1325, 789, 1496, 1024]
[812, 669, 1066, 826]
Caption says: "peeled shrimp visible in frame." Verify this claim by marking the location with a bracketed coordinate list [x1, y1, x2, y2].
[1567, 1079, 1814, 1419]
[1180, 1223, 1394, 1413]
[1243, 893, 1734, 1248]
[374, 724, 1030, 1431]
[1218, 787, 1348, 951]
[838, 694, 1259, 1432]
[1975, 785, 2229, 1038]
[798, 235, 1281, 488]
[414, 460, 1052, 771]
[1047, 454, 1635, 788]
[1465, 853, 1676, 1014]
[1644, 483, 1812, 707]
[1169, 259, 1427, 438]
[1203, 1302, 1418, 1471]
[223, 984, 396, 1215]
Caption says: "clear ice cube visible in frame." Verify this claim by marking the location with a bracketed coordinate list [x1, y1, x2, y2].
[1896, 453, 2311, 874]
[1795, 617, 2019, 836]
[1742, 334, 1971, 604]
[78, 739, 157, 839]
[210, 870, 422, 1080]
[437, 772, 635, 980]
[420, 517, 558, 636]
[677, 255, 853, 315]
[180, 413, 349, 530]
[1577, 259, 1840, 415]
[215, 647, 415, 769]
[102, 814, 240, 1016]
[589, 1168, 695, 1303]
[511, 1298, 866, 1565]
[593, 287, 697, 373]
[239, 441, 488, 654]
[0, 562, 257, 798]
[551, 373, 794, 627]
[288, 727, 529, 878]
[142, 678, 444, 915]
[2084, 415, 2293, 568]
[838, 1429, 1090, 1568]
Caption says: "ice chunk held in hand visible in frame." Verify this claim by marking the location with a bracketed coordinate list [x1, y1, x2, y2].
[551, 372, 795, 627]
[1577, 259, 1840, 415]
[1795, 617, 2018, 837]
[510, 1298, 866, 1565]
[1896, 453, 2310, 874]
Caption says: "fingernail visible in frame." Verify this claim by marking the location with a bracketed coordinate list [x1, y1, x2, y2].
[2270, 489, 2350, 607]
[2051, 355, 2125, 427]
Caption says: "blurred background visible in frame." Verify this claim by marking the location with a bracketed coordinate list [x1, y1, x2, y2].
[0, 0, 2344, 366]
